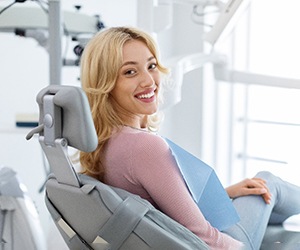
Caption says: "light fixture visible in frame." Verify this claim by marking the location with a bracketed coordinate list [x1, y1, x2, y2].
[203, 0, 251, 46]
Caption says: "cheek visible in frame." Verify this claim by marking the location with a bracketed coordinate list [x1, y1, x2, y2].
[110, 85, 124, 106]
[112, 83, 134, 104]
[112, 80, 126, 96]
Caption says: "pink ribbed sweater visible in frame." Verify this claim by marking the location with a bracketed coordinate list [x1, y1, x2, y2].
[102, 126, 243, 249]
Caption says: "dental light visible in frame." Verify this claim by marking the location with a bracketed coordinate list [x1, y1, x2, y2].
[0, 1, 104, 85]
[203, 0, 251, 46]
[0, 4, 101, 35]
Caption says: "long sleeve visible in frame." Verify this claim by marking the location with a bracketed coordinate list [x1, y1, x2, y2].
[103, 127, 243, 249]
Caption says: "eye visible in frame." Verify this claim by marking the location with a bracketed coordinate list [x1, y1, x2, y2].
[124, 69, 136, 76]
[148, 63, 157, 70]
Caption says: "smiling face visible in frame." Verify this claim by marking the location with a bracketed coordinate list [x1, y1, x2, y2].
[110, 39, 160, 128]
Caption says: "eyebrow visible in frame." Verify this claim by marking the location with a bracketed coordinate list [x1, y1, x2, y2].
[121, 56, 156, 67]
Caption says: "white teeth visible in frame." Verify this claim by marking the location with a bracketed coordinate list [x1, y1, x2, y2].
[137, 91, 154, 99]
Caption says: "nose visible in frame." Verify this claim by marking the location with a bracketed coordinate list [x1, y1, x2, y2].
[140, 70, 155, 88]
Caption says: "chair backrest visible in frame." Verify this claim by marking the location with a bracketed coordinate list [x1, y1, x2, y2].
[0, 166, 47, 250]
[27, 85, 209, 250]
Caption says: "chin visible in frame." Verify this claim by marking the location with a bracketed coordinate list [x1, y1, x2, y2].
[143, 109, 156, 116]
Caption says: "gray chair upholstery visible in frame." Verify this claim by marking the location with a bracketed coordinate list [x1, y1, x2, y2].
[0, 166, 47, 250]
[261, 225, 300, 250]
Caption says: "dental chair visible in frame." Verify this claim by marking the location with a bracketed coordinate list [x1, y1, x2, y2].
[27, 85, 300, 250]
[0, 166, 46, 250]
[26, 85, 209, 250]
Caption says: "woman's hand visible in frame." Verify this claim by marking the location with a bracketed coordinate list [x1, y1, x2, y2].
[225, 177, 272, 204]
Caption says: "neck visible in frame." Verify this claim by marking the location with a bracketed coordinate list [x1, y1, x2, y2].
[121, 115, 148, 130]
[123, 124, 148, 132]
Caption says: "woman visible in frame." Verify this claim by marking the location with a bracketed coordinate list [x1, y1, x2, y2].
[79, 26, 300, 249]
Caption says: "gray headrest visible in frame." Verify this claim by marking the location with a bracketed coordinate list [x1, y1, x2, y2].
[36, 85, 98, 152]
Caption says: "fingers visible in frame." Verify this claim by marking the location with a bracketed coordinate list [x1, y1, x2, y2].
[242, 187, 271, 204]
[245, 178, 272, 204]
[226, 177, 272, 204]
[262, 193, 272, 204]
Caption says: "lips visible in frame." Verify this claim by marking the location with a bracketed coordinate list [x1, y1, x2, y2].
[136, 91, 155, 99]
[135, 88, 157, 100]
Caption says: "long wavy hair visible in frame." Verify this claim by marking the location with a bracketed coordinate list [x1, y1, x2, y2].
[79, 26, 169, 181]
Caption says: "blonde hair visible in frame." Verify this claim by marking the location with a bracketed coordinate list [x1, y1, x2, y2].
[80, 26, 168, 180]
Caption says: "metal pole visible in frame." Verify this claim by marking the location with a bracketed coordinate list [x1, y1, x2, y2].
[48, 0, 62, 85]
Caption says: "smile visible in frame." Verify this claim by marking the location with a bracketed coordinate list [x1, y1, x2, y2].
[136, 91, 155, 99]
